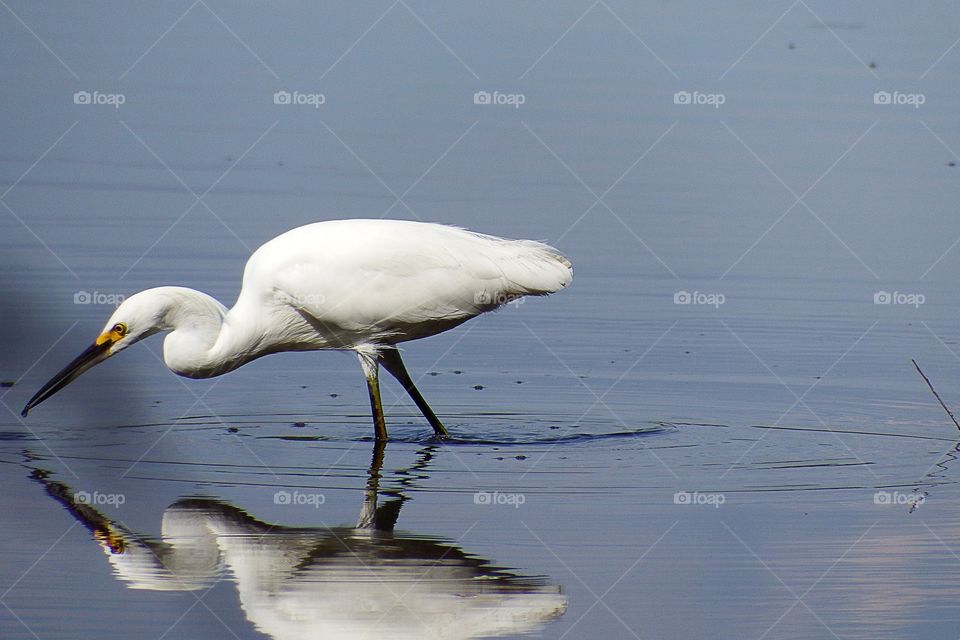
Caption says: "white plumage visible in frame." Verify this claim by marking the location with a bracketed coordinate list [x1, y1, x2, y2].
[23, 219, 573, 439]
[245, 219, 571, 344]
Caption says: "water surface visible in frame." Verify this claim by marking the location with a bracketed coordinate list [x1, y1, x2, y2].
[3, 2, 960, 638]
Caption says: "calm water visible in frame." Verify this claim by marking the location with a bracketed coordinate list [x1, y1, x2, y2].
[3, 2, 960, 638]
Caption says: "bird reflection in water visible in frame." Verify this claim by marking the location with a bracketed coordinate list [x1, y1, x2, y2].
[28, 442, 566, 639]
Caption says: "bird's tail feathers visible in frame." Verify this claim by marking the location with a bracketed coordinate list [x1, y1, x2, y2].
[495, 239, 573, 298]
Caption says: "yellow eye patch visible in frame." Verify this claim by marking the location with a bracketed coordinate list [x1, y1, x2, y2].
[95, 323, 127, 345]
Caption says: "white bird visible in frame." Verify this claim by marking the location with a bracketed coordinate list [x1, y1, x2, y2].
[22, 219, 573, 439]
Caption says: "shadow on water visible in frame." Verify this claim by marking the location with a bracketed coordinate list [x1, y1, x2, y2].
[115, 411, 673, 446]
[259, 428, 669, 446]
[25, 440, 566, 640]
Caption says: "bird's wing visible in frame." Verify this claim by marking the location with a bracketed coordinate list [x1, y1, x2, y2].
[244, 220, 572, 342]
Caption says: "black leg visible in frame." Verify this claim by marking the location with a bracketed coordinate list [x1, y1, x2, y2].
[379, 348, 449, 438]
[357, 352, 388, 440]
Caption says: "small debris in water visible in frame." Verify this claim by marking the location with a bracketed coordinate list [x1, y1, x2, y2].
[788, 41, 796, 50]
[473, 384, 484, 390]
[292, 421, 307, 428]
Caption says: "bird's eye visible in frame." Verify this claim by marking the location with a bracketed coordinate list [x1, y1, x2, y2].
[113, 323, 127, 336]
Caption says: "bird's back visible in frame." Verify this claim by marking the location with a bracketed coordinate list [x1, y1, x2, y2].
[238, 220, 572, 347]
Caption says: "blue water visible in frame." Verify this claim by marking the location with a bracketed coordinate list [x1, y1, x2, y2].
[3, 2, 960, 638]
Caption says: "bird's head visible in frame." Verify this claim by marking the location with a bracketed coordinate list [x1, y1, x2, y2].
[21, 293, 165, 417]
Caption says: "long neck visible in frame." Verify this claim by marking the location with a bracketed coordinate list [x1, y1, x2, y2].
[157, 287, 263, 379]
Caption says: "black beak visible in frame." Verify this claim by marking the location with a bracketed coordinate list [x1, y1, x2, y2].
[21, 341, 112, 417]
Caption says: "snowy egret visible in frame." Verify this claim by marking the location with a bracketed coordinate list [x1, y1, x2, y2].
[22, 219, 573, 439]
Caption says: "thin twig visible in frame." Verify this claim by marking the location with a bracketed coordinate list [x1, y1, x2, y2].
[912, 359, 960, 431]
